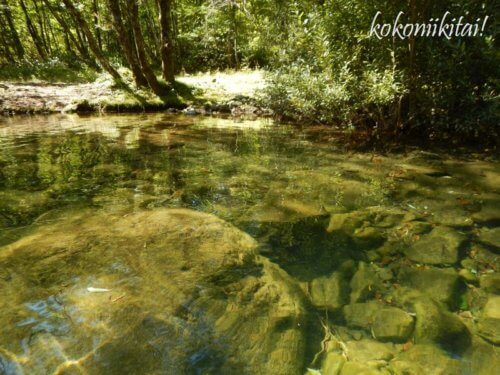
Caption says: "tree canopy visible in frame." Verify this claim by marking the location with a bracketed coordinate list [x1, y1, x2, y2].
[0, 0, 497, 141]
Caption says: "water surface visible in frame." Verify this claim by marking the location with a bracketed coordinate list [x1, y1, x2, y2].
[0, 114, 498, 374]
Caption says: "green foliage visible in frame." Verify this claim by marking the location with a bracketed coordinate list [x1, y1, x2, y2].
[0, 59, 98, 83]
[263, 63, 404, 126]
[0, 0, 497, 141]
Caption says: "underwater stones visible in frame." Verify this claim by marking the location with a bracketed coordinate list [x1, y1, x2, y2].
[345, 339, 396, 362]
[483, 295, 500, 319]
[327, 207, 410, 234]
[472, 195, 500, 225]
[343, 302, 414, 343]
[473, 245, 500, 272]
[309, 271, 349, 311]
[340, 361, 390, 375]
[405, 226, 466, 265]
[349, 262, 385, 303]
[343, 301, 380, 329]
[278, 198, 325, 218]
[372, 308, 415, 342]
[352, 226, 385, 248]
[389, 344, 462, 375]
[465, 337, 500, 375]
[320, 352, 345, 375]
[430, 207, 474, 228]
[477, 227, 500, 251]
[458, 268, 478, 284]
[480, 273, 500, 294]
[327, 212, 366, 235]
[476, 318, 500, 345]
[398, 267, 463, 308]
[411, 297, 471, 352]
[0, 208, 308, 374]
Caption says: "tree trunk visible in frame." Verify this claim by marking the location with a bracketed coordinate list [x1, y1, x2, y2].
[157, 0, 175, 83]
[107, 0, 148, 87]
[0, 17, 15, 63]
[19, 0, 47, 59]
[32, 0, 51, 55]
[127, 0, 163, 95]
[92, 0, 102, 50]
[61, 0, 122, 82]
[0, 0, 24, 60]
[42, 0, 99, 70]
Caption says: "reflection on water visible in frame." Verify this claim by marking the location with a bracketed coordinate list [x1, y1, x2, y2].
[0, 114, 499, 374]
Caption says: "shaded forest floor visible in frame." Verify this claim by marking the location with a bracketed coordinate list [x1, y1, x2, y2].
[0, 70, 267, 115]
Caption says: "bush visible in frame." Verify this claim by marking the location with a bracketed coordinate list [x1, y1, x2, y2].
[263, 62, 405, 128]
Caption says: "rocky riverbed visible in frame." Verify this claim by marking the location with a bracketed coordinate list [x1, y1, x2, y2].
[0, 114, 498, 374]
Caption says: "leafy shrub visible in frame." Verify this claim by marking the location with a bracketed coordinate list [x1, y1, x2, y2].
[263, 62, 405, 128]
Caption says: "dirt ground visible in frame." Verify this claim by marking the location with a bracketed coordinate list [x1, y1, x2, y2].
[0, 81, 114, 114]
[0, 70, 266, 114]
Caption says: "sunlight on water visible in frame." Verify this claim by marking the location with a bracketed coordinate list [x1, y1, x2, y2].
[0, 114, 498, 374]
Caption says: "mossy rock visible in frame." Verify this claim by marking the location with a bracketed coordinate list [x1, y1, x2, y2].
[405, 226, 466, 265]
[472, 194, 500, 225]
[319, 352, 345, 375]
[343, 301, 414, 343]
[476, 318, 500, 345]
[340, 361, 391, 375]
[480, 273, 500, 294]
[464, 336, 500, 375]
[349, 262, 386, 303]
[478, 227, 500, 251]
[372, 307, 415, 343]
[308, 271, 350, 311]
[393, 290, 471, 354]
[389, 344, 462, 375]
[397, 267, 464, 309]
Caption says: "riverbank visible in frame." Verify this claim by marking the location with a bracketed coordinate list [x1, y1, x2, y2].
[0, 70, 269, 116]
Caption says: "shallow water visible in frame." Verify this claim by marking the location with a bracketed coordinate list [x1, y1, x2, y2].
[0, 114, 498, 374]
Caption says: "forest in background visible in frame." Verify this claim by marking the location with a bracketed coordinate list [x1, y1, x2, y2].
[0, 0, 498, 144]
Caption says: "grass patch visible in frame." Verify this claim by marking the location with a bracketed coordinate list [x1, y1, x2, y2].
[0, 60, 98, 83]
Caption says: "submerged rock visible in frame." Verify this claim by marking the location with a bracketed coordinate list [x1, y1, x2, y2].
[345, 339, 397, 362]
[309, 271, 349, 311]
[478, 227, 500, 251]
[372, 307, 415, 342]
[349, 262, 386, 303]
[398, 267, 464, 309]
[476, 318, 500, 345]
[389, 344, 462, 375]
[480, 273, 500, 294]
[405, 226, 466, 265]
[0, 208, 307, 374]
[393, 290, 471, 354]
[340, 361, 391, 375]
[483, 295, 500, 319]
[343, 301, 414, 343]
[472, 194, 500, 225]
[464, 337, 500, 375]
[320, 352, 345, 375]
[343, 301, 380, 329]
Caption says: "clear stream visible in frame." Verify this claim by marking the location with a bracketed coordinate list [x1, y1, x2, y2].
[0, 114, 498, 374]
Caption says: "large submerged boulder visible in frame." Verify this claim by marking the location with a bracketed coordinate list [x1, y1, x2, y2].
[0, 208, 307, 374]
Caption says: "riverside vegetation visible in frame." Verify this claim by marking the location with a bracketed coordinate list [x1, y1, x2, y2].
[0, 114, 498, 374]
[0, 0, 497, 145]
